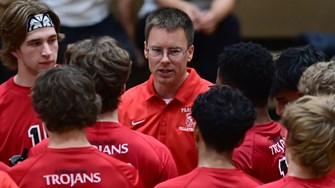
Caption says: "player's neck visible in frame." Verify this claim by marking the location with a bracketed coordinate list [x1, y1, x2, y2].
[48, 129, 91, 149]
[254, 106, 272, 125]
[97, 110, 118, 122]
[286, 149, 315, 179]
[14, 73, 36, 87]
[198, 146, 235, 169]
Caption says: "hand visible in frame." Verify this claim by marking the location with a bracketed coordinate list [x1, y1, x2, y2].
[196, 11, 218, 35]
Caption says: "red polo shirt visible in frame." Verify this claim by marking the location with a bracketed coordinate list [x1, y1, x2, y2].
[118, 68, 212, 175]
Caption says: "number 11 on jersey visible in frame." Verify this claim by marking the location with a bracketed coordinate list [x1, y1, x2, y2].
[28, 124, 47, 146]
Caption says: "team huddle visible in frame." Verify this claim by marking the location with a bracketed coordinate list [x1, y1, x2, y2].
[0, 0, 334, 188]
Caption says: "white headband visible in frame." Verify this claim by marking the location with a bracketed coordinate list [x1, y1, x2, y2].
[27, 13, 54, 32]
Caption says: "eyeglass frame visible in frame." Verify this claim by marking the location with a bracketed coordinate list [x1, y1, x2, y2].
[145, 45, 191, 61]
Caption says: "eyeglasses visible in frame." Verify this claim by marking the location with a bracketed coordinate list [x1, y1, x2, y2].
[146, 47, 189, 61]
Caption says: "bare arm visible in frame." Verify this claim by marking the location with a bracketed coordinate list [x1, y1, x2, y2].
[114, 0, 136, 45]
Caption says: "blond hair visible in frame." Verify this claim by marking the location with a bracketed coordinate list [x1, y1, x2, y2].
[282, 95, 335, 177]
[298, 61, 335, 96]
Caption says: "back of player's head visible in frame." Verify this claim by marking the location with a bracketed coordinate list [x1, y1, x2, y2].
[192, 85, 256, 152]
[282, 95, 335, 177]
[298, 61, 335, 96]
[217, 42, 274, 107]
[271, 45, 327, 96]
[64, 36, 132, 113]
[0, 0, 63, 70]
[32, 65, 101, 133]
[145, 7, 194, 46]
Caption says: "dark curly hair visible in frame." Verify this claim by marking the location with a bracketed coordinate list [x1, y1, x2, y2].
[217, 42, 274, 107]
[32, 66, 101, 133]
[271, 45, 327, 96]
[192, 85, 256, 152]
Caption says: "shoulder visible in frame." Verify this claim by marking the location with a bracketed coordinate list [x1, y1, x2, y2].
[0, 171, 18, 188]
[0, 78, 12, 98]
[155, 169, 200, 188]
[122, 81, 149, 100]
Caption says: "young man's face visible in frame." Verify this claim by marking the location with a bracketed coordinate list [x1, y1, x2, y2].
[274, 89, 301, 116]
[144, 27, 194, 88]
[11, 27, 58, 76]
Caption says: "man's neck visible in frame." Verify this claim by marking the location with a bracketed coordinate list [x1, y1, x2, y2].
[14, 74, 36, 87]
[48, 129, 91, 149]
[254, 106, 273, 125]
[287, 150, 315, 179]
[198, 147, 235, 169]
[97, 110, 118, 122]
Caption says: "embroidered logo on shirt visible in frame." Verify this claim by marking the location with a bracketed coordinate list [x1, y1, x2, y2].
[178, 111, 195, 132]
[131, 119, 145, 126]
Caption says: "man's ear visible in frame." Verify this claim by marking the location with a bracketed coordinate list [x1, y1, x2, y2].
[194, 123, 200, 143]
[144, 41, 148, 59]
[187, 45, 194, 63]
[11, 50, 19, 58]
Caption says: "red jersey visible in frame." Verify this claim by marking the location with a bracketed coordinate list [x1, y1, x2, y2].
[155, 167, 262, 188]
[0, 171, 18, 188]
[0, 77, 46, 164]
[233, 121, 287, 183]
[86, 122, 177, 188]
[118, 68, 212, 175]
[257, 175, 335, 188]
[9, 147, 142, 188]
[29, 122, 178, 188]
[0, 162, 9, 172]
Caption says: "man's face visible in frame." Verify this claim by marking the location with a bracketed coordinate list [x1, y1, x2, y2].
[144, 27, 194, 88]
[274, 89, 301, 116]
[11, 27, 58, 77]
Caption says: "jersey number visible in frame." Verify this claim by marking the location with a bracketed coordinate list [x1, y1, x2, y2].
[28, 125, 47, 146]
[278, 156, 288, 176]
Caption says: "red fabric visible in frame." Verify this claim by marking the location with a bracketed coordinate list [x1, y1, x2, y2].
[155, 167, 262, 188]
[0, 77, 46, 165]
[0, 171, 18, 188]
[118, 68, 212, 175]
[257, 175, 335, 188]
[0, 162, 9, 172]
[29, 122, 178, 188]
[9, 147, 142, 188]
[233, 121, 287, 183]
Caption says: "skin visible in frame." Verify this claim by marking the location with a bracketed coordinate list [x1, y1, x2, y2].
[144, 27, 194, 99]
[11, 27, 58, 87]
[274, 89, 301, 116]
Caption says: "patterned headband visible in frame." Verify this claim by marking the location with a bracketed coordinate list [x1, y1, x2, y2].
[27, 13, 54, 32]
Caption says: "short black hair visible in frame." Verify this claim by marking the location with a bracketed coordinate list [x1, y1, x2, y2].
[192, 85, 256, 152]
[271, 45, 327, 96]
[217, 42, 274, 107]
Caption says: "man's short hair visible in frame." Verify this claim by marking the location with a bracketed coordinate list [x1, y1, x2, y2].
[271, 45, 327, 96]
[0, 0, 64, 70]
[217, 42, 274, 107]
[145, 7, 194, 47]
[64, 36, 132, 113]
[31, 65, 101, 133]
[282, 95, 335, 177]
[192, 85, 256, 152]
[298, 61, 335, 96]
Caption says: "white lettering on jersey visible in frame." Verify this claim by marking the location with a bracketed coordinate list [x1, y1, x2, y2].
[93, 144, 129, 155]
[43, 172, 101, 186]
[269, 139, 285, 155]
[181, 107, 191, 113]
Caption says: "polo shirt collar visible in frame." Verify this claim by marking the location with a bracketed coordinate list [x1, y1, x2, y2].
[145, 68, 200, 103]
